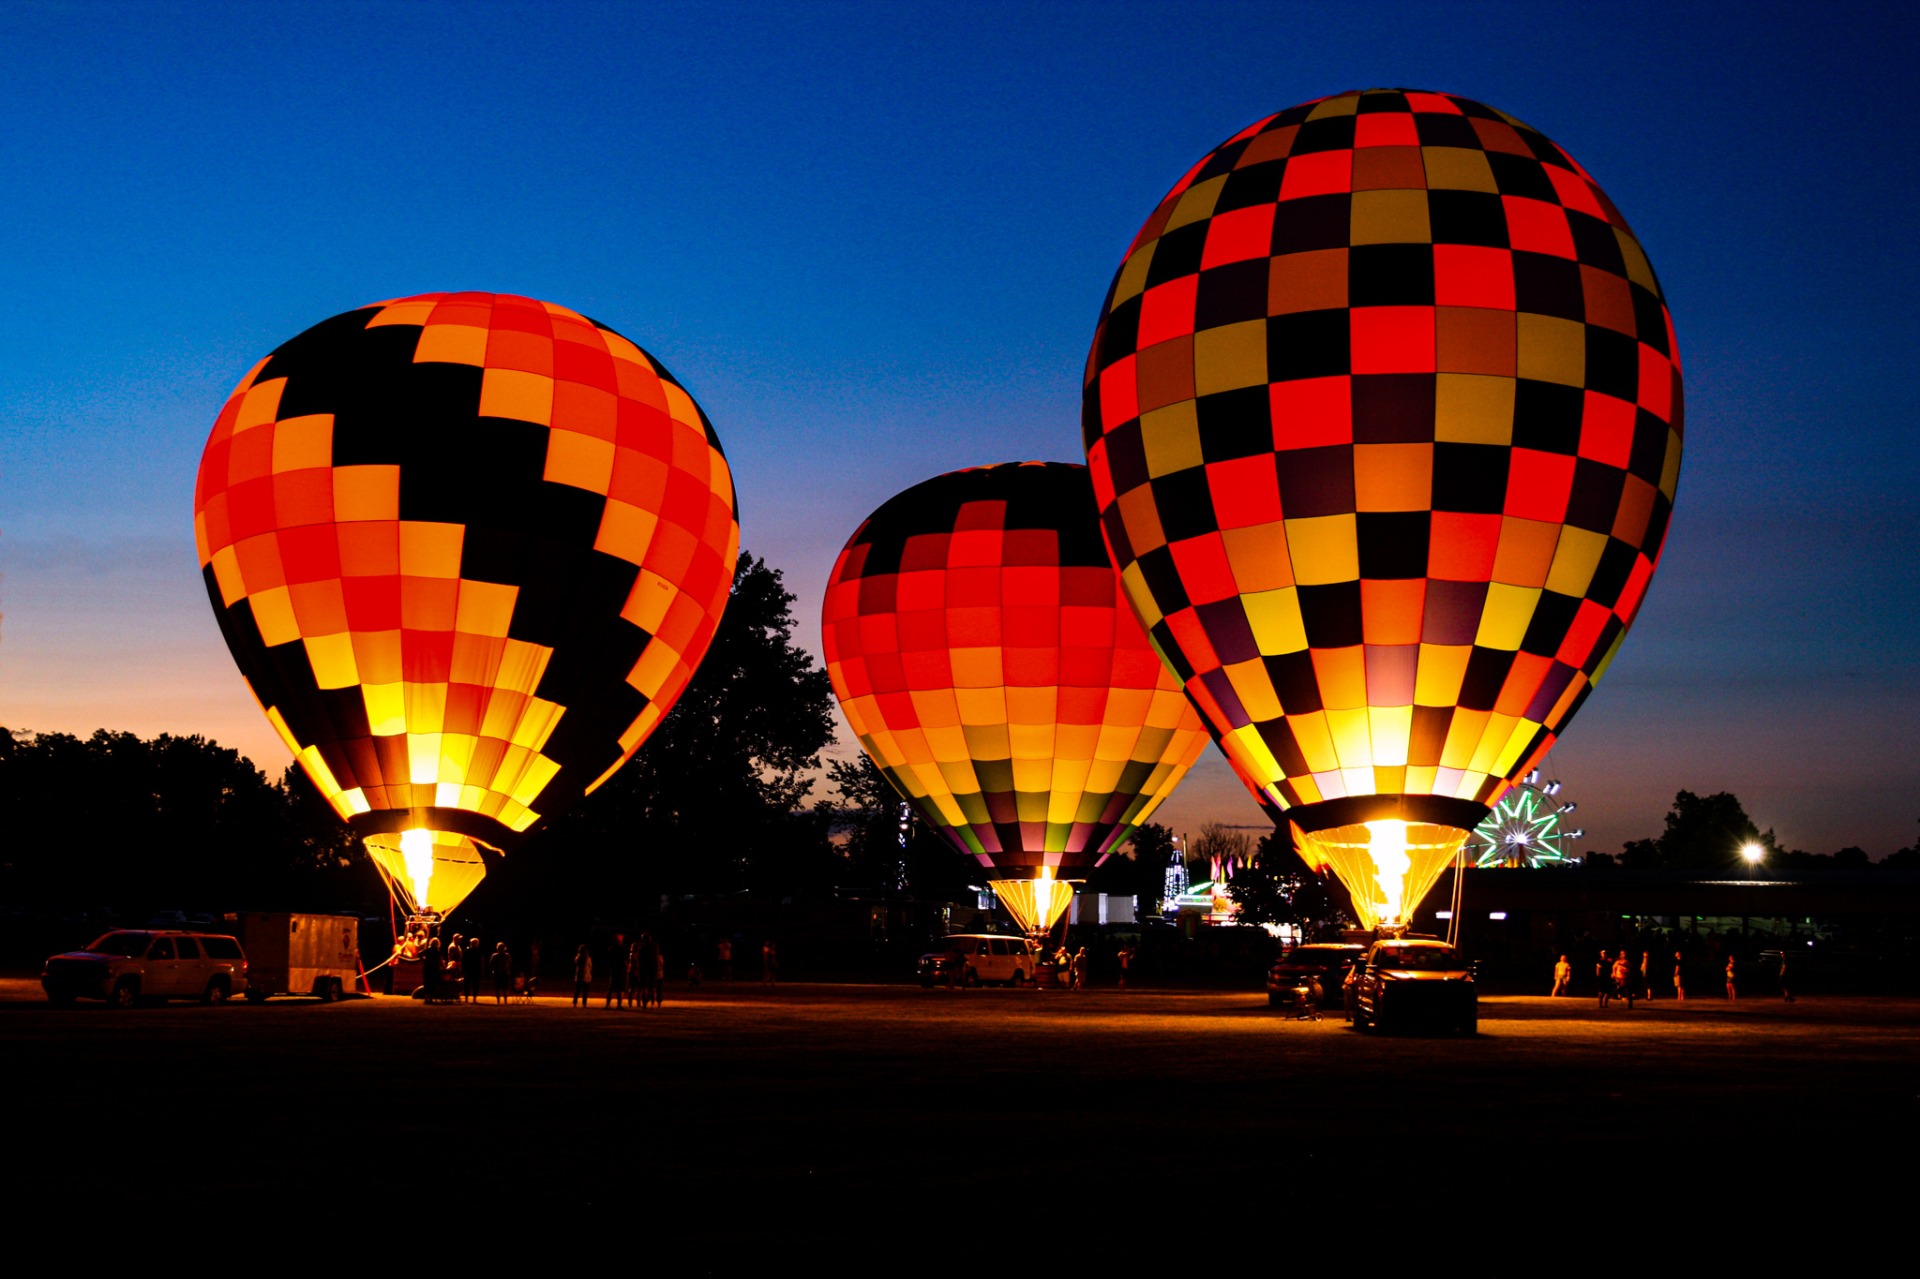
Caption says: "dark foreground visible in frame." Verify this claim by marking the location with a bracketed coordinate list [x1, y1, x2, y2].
[6, 979, 1912, 1244]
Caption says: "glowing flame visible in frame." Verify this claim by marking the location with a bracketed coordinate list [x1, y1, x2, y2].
[990, 870, 1076, 936]
[1366, 820, 1413, 926]
[400, 828, 435, 910]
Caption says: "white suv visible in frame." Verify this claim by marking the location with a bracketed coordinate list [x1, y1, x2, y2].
[42, 930, 249, 1008]
[917, 935, 1037, 987]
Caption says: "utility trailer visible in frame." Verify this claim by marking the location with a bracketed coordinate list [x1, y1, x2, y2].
[236, 913, 360, 1002]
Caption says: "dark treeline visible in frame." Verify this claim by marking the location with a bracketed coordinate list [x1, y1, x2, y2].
[1592, 789, 1918, 872]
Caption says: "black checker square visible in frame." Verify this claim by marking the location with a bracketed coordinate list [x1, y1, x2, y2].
[1349, 244, 1435, 306]
[1511, 379, 1584, 455]
[1432, 443, 1511, 513]
[1266, 309, 1350, 380]
[1427, 190, 1510, 248]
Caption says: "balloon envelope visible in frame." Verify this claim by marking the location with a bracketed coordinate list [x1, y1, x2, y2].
[1082, 90, 1681, 923]
[822, 462, 1207, 926]
[195, 292, 739, 912]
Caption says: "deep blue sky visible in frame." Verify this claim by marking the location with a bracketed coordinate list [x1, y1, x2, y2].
[2, 0, 1915, 856]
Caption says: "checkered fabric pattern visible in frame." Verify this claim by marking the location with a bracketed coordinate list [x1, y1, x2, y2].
[1082, 90, 1682, 831]
[194, 292, 739, 852]
[822, 462, 1208, 878]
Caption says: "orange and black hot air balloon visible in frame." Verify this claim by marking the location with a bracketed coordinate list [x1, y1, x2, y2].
[194, 292, 739, 916]
[822, 462, 1208, 935]
[1083, 90, 1682, 929]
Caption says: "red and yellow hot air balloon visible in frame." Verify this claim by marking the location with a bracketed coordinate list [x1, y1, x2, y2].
[822, 462, 1208, 935]
[195, 292, 738, 917]
[1083, 90, 1682, 929]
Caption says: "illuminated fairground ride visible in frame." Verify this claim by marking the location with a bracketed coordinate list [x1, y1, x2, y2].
[1468, 772, 1585, 868]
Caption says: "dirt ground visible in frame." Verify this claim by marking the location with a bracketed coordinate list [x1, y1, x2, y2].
[7, 977, 1913, 1243]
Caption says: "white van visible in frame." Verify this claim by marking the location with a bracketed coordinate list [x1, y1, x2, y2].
[917, 934, 1037, 987]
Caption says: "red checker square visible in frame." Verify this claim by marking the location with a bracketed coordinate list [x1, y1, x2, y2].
[1059, 647, 1115, 688]
[1004, 647, 1060, 687]
[856, 573, 897, 614]
[655, 592, 705, 652]
[1404, 92, 1463, 114]
[1616, 553, 1655, 621]
[341, 576, 401, 631]
[832, 656, 871, 698]
[668, 422, 713, 478]
[1664, 310, 1682, 375]
[1088, 444, 1117, 507]
[278, 523, 341, 584]
[1547, 167, 1607, 219]
[200, 494, 233, 558]
[1002, 565, 1061, 607]
[953, 500, 1007, 532]
[1137, 276, 1200, 347]
[1112, 647, 1168, 688]
[822, 579, 859, 626]
[1354, 112, 1419, 148]
[1272, 376, 1353, 449]
[227, 427, 276, 486]
[488, 302, 553, 336]
[1351, 308, 1437, 374]
[1555, 598, 1612, 667]
[945, 567, 1000, 608]
[1100, 357, 1140, 429]
[1200, 205, 1276, 269]
[553, 381, 618, 442]
[615, 398, 673, 456]
[1637, 345, 1673, 420]
[272, 470, 334, 530]
[613, 359, 667, 409]
[426, 301, 492, 327]
[553, 340, 617, 390]
[896, 609, 948, 652]
[1059, 565, 1115, 607]
[1002, 529, 1060, 568]
[949, 529, 1005, 568]
[681, 543, 728, 607]
[1060, 604, 1115, 648]
[442, 684, 487, 735]
[1206, 455, 1283, 529]
[640, 519, 698, 583]
[1470, 118, 1533, 157]
[1279, 150, 1352, 200]
[1163, 609, 1222, 676]
[210, 397, 241, 444]
[899, 534, 950, 574]
[1433, 246, 1516, 310]
[609, 449, 669, 511]
[1428, 511, 1501, 581]
[1494, 651, 1554, 718]
[226, 477, 278, 542]
[1503, 197, 1576, 259]
[1056, 685, 1109, 725]
[875, 689, 920, 727]
[660, 468, 711, 534]
[401, 630, 456, 684]
[945, 606, 1002, 647]
[1504, 449, 1576, 522]
[896, 568, 946, 609]
[1578, 391, 1636, 468]
[1002, 605, 1060, 647]
[484, 328, 553, 377]
[865, 653, 908, 695]
[232, 534, 286, 596]
[900, 648, 953, 688]
[1168, 535, 1238, 605]
[198, 439, 232, 499]
[548, 315, 604, 347]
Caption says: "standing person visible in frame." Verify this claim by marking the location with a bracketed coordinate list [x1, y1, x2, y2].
[571, 944, 593, 1007]
[1071, 947, 1087, 991]
[762, 939, 778, 986]
[604, 938, 628, 1008]
[1612, 951, 1634, 1009]
[1596, 949, 1612, 1007]
[1672, 949, 1685, 1001]
[444, 935, 464, 1003]
[490, 942, 512, 1004]
[1117, 944, 1133, 990]
[653, 943, 667, 1008]
[465, 935, 484, 1002]
[716, 937, 733, 981]
[423, 936, 445, 1004]
[1725, 954, 1738, 1000]
[1551, 955, 1571, 997]
[1639, 951, 1653, 1002]
[625, 942, 643, 1009]
[1779, 952, 1794, 1002]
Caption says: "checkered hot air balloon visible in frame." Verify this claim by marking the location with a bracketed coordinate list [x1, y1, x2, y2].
[1082, 90, 1682, 929]
[822, 462, 1208, 935]
[195, 293, 739, 917]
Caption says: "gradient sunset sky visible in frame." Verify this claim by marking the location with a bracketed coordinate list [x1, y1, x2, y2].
[2, 1, 1915, 857]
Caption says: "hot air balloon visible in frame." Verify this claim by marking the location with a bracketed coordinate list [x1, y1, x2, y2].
[822, 462, 1208, 936]
[195, 292, 739, 919]
[1082, 90, 1682, 930]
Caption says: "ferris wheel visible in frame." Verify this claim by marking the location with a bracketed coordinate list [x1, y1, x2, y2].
[1470, 771, 1585, 868]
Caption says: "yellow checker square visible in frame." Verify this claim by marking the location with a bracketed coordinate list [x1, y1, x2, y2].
[545, 428, 616, 494]
[1164, 173, 1226, 232]
[1544, 526, 1608, 597]
[1306, 95, 1358, 119]
[1516, 314, 1586, 386]
[1111, 241, 1156, 308]
[1242, 587, 1308, 655]
[1350, 189, 1431, 244]
[954, 685, 1009, 724]
[1140, 401, 1204, 478]
[249, 585, 300, 647]
[479, 367, 554, 426]
[1192, 321, 1267, 396]
[1475, 585, 1543, 650]
[1421, 147, 1498, 192]
[1284, 515, 1359, 585]
[1414, 644, 1471, 706]
[453, 579, 518, 639]
[303, 632, 360, 689]
[1434, 375, 1515, 444]
[270, 415, 334, 473]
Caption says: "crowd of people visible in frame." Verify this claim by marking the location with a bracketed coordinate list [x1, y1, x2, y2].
[1549, 945, 1795, 1005]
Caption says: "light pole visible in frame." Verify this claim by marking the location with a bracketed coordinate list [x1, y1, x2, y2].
[1740, 841, 1764, 880]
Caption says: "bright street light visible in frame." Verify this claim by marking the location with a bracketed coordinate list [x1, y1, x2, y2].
[1740, 842, 1764, 865]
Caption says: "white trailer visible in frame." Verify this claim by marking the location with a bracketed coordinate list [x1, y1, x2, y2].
[237, 913, 360, 1002]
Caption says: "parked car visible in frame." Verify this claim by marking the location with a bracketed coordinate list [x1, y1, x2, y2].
[1267, 943, 1368, 1009]
[1351, 938, 1476, 1033]
[42, 930, 249, 1008]
[917, 935, 1037, 987]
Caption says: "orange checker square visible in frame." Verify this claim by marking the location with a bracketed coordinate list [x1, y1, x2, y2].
[1268, 249, 1348, 314]
[1612, 474, 1657, 548]
[1136, 338, 1195, 414]
[1206, 455, 1283, 529]
[1428, 511, 1501, 581]
[336, 521, 401, 577]
[1269, 376, 1352, 448]
[1237, 124, 1297, 167]
[1470, 117, 1533, 157]
[1200, 204, 1276, 269]
[484, 327, 554, 377]
[398, 576, 459, 631]
[289, 578, 349, 635]
[1433, 246, 1516, 310]
[269, 469, 334, 530]
[1504, 450, 1576, 523]
[609, 447, 671, 512]
[1279, 149, 1351, 199]
[1578, 391, 1636, 467]
[640, 520, 700, 587]
[613, 357, 669, 410]
[1360, 579, 1426, 645]
[1580, 265, 1637, 335]
[1350, 308, 1436, 374]
[1492, 516, 1562, 587]
[1436, 308, 1517, 376]
[1503, 197, 1576, 259]
[553, 379, 619, 441]
[1495, 651, 1555, 717]
[1352, 443, 1433, 511]
[1351, 146, 1427, 191]
[668, 419, 716, 480]
[232, 531, 286, 595]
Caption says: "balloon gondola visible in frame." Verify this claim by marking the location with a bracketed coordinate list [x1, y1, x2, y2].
[195, 292, 738, 926]
[822, 462, 1208, 937]
[1083, 90, 1682, 930]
